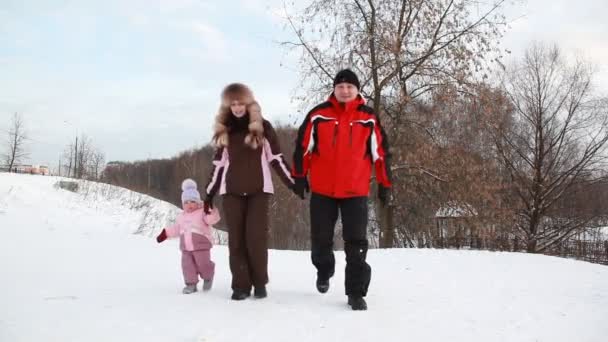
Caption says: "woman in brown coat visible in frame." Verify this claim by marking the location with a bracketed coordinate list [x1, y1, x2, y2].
[204, 83, 294, 300]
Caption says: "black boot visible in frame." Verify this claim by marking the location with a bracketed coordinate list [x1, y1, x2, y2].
[316, 276, 330, 293]
[254, 286, 267, 298]
[231, 289, 250, 301]
[348, 296, 367, 311]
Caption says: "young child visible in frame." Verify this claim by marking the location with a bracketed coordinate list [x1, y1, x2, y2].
[156, 179, 220, 294]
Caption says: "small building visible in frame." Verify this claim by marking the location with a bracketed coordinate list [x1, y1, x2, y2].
[435, 202, 478, 239]
[36, 165, 50, 175]
[15, 164, 32, 173]
[2, 164, 50, 175]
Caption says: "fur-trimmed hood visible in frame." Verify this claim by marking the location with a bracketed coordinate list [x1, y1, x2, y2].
[213, 83, 264, 149]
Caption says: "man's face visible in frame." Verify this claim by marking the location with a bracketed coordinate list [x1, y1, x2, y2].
[230, 100, 247, 118]
[334, 83, 359, 103]
[183, 201, 199, 213]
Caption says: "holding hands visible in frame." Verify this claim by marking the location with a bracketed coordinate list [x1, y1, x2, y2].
[292, 177, 309, 199]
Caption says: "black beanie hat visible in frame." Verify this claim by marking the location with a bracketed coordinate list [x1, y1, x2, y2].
[333, 69, 360, 90]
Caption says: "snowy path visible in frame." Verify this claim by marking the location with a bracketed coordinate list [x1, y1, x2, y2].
[1, 173, 607, 342]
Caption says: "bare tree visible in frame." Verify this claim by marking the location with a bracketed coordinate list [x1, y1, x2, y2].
[3, 113, 29, 172]
[283, 0, 510, 247]
[76, 135, 92, 179]
[61, 142, 74, 177]
[486, 43, 608, 252]
[386, 84, 515, 248]
[89, 147, 106, 180]
[61, 134, 106, 180]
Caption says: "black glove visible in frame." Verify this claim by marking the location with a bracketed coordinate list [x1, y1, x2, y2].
[203, 195, 214, 214]
[378, 185, 390, 206]
[156, 230, 167, 243]
[292, 177, 309, 199]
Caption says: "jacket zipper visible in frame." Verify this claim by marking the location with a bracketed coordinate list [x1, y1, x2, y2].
[332, 121, 339, 146]
[349, 122, 353, 146]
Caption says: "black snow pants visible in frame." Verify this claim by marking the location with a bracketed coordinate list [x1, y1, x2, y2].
[310, 192, 371, 297]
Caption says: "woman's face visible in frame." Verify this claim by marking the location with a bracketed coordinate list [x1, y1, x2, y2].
[230, 100, 247, 118]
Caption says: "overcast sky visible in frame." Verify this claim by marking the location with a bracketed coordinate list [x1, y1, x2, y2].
[1, 0, 607, 168]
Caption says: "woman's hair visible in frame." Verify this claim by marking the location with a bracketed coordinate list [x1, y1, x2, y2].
[221, 83, 254, 106]
[212, 83, 264, 149]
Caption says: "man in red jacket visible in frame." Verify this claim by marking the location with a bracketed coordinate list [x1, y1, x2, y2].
[292, 69, 391, 311]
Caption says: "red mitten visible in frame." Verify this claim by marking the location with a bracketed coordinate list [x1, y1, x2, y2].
[156, 230, 167, 243]
[203, 199, 214, 214]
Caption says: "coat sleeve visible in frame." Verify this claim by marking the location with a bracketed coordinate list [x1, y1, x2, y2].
[371, 114, 392, 187]
[291, 111, 314, 178]
[164, 221, 181, 238]
[263, 121, 294, 188]
[202, 207, 220, 226]
[204, 146, 227, 199]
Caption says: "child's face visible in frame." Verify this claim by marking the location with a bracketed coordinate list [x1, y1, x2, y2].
[230, 100, 247, 118]
[183, 201, 200, 213]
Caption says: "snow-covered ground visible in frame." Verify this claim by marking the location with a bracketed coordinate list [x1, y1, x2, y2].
[1, 173, 607, 342]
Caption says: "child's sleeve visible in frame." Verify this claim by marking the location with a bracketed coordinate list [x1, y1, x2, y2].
[202, 208, 220, 226]
[163, 221, 180, 238]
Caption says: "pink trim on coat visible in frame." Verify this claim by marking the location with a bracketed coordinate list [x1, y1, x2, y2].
[206, 148, 229, 195]
[264, 139, 294, 184]
[219, 148, 229, 195]
[261, 139, 274, 193]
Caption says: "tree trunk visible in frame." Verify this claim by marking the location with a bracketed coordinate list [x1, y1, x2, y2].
[526, 239, 538, 253]
[377, 201, 394, 248]
[74, 136, 78, 179]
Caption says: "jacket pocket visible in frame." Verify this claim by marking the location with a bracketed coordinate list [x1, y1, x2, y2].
[349, 120, 373, 157]
[313, 118, 338, 156]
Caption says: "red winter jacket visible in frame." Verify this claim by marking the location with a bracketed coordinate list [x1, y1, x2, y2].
[292, 94, 391, 198]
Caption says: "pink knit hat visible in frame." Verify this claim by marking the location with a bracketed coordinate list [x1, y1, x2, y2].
[181, 179, 201, 204]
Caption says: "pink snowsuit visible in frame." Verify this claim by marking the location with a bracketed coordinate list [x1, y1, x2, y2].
[164, 207, 220, 285]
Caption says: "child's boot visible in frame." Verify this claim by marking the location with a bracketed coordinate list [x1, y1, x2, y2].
[182, 284, 197, 294]
[202, 278, 213, 291]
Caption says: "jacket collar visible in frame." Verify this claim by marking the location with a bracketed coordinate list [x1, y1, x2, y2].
[328, 93, 366, 113]
[228, 113, 250, 132]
